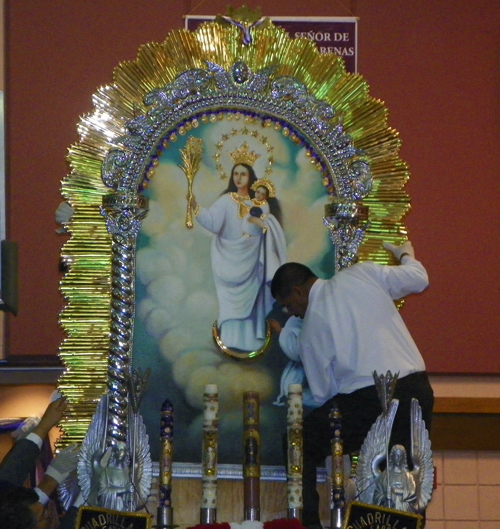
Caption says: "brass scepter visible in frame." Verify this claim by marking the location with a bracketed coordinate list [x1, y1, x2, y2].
[178, 136, 203, 229]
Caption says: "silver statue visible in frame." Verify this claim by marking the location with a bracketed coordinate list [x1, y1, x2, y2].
[356, 398, 433, 514]
[77, 392, 152, 511]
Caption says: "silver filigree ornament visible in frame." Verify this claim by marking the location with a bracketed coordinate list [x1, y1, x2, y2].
[323, 200, 371, 271]
[323, 215, 370, 271]
[100, 207, 148, 238]
[87, 170, 151, 511]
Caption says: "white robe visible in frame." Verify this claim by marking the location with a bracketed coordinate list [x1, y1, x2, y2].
[272, 316, 319, 408]
[197, 193, 287, 351]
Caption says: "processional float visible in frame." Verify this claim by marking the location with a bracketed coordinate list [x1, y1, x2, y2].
[55, 4, 424, 525]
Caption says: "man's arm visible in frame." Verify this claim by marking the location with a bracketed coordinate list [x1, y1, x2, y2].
[33, 475, 59, 504]
[0, 439, 41, 488]
[270, 316, 303, 362]
[381, 241, 429, 299]
[0, 398, 67, 488]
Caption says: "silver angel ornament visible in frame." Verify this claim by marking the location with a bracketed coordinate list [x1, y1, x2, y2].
[356, 398, 433, 514]
[77, 393, 152, 511]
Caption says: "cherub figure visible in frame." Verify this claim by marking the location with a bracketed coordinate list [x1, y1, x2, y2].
[356, 398, 434, 514]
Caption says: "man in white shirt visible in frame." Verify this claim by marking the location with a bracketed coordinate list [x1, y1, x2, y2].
[270, 241, 434, 529]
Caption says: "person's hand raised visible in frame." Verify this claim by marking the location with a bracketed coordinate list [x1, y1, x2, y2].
[382, 240, 415, 261]
[32, 397, 68, 441]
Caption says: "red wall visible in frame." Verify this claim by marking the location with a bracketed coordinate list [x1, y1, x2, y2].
[4, 1, 500, 372]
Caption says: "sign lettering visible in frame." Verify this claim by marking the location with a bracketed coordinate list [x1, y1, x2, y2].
[75, 506, 152, 529]
[344, 501, 423, 529]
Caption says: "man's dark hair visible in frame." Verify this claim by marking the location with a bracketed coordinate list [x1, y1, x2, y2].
[271, 262, 317, 299]
[0, 487, 39, 529]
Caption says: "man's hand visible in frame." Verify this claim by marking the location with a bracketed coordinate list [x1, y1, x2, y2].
[45, 443, 80, 484]
[268, 319, 282, 334]
[32, 397, 68, 441]
[382, 240, 415, 261]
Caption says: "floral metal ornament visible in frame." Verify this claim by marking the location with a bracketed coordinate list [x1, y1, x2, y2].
[58, 19, 411, 455]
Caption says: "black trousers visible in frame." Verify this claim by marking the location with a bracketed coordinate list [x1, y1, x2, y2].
[299, 371, 434, 527]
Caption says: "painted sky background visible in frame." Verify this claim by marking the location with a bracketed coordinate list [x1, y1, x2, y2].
[132, 115, 336, 465]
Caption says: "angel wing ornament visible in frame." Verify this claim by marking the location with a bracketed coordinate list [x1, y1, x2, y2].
[77, 391, 152, 511]
[355, 399, 399, 506]
[356, 398, 433, 514]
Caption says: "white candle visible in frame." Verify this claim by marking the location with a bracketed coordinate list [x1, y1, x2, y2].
[287, 384, 303, 510]
[202, 384, 219, 511]
[203, 384, 219, 422]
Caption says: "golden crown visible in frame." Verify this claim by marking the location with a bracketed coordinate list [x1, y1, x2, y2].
[251, 178, 276, 198]
[228, 142, 261, 167]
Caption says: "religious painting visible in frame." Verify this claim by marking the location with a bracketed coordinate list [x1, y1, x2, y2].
[57, 14, 410, 474]
[131, 114, 336, 464]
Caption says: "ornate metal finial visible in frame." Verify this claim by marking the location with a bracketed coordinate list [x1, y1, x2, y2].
[373, 370, 399, 415]
[215, 5, 270, 45]
[128, 367, 151, 414]
[229, 142, 261, 167]
[250, 178, 276, 198]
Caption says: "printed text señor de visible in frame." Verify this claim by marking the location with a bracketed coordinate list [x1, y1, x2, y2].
[294, 31, 354, 55]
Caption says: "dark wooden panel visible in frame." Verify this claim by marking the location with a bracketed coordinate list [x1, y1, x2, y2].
[434, 397, 500, 414]
[431, 413, 500, 451]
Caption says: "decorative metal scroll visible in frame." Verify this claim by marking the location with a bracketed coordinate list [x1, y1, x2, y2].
[58, 19, 412, 464]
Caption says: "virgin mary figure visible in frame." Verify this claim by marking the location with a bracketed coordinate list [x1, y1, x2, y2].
[193, 143, 287, 352]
